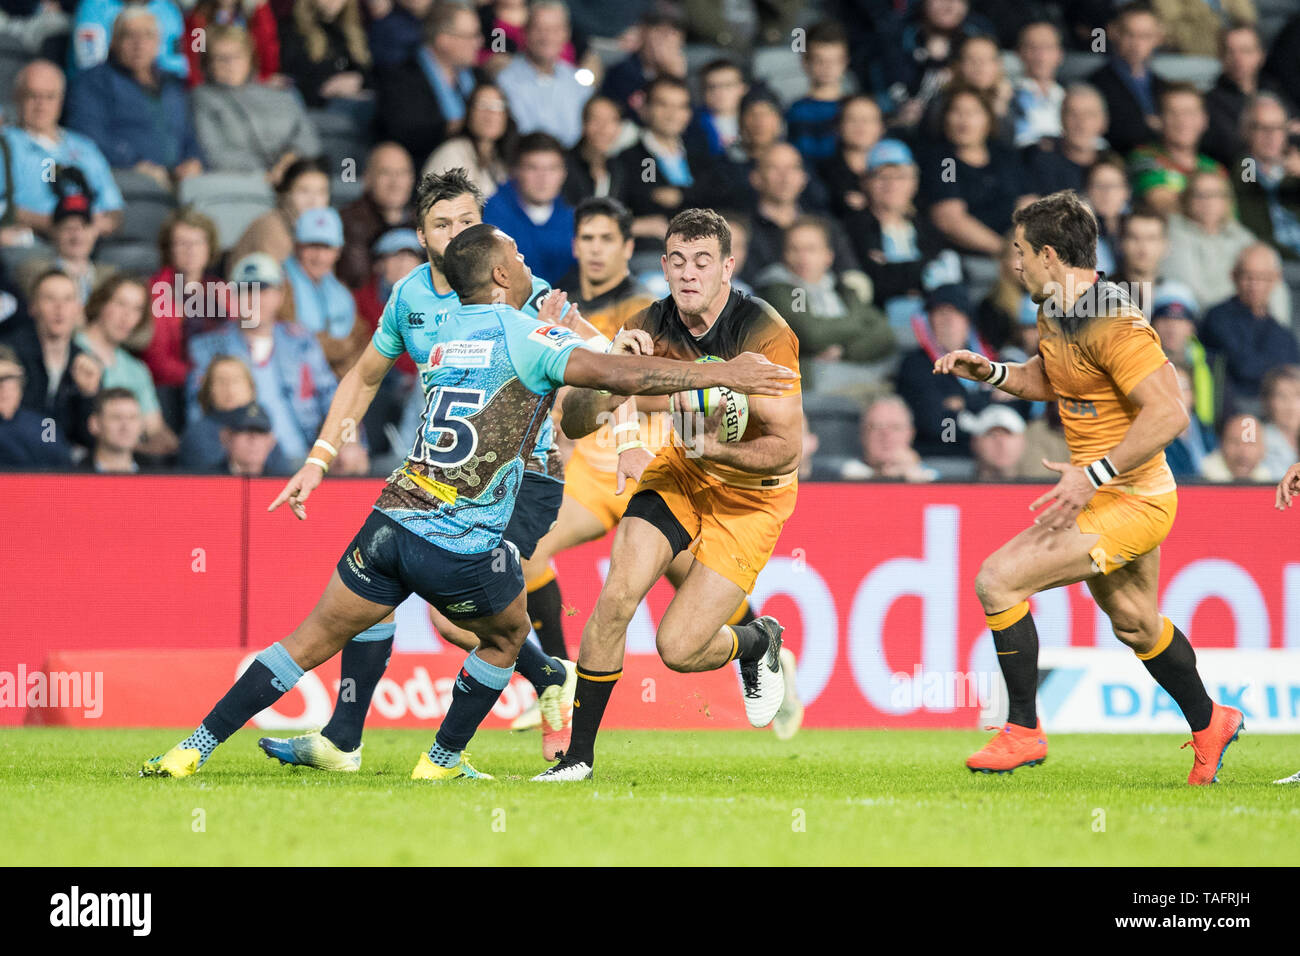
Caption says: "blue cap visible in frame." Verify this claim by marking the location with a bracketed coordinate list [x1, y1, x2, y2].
[868, 138, 915, 170]
[229, 252, 283, 286]
[218, 402, 273, 433]
[372, 228, 424, 258]
[1152, 280, 1200, 321]
[295, 207, 344, 247]
[926, 283, 970, 315]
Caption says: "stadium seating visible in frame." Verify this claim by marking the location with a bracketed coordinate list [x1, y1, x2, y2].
[177, 172, 274, 251]
[93, 170, 178, 275]
[803, 391, 863, 461]
[307, 108, 370, 207]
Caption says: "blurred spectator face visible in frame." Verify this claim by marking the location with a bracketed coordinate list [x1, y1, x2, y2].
[663, 233, 731, 316]
[0, 357, 24, 419]
[1120, 216, 1167, 277]
[943, 91, 991, 148]
[956, 37, 1000, 91]
[973, 425, 1025, 479]
[1062, 89, 1106, 149]
[1018, 23, 1063, 82]
[930, 304, 969, 352]
[1234, 246, 1281, 313]
[209, 34, 253, 86]
[725, 218, 749, 275]
[243, 283, 283, 329]
[1085, 163, 1129, 220]
[91, 395, 143, 455]
[783, 224, 833, 284]
[644, 83, 692, 140]
[866, 162, 918, 213]
[923, 0, 967, 32]
[285, 171, 331, 218]
[514, 147, 566, 205]
[839, 97, 883, 152]
[380, 249, 423, 285]
[703, 66, 746, 116]
[54, 214, 98, 262]
[581, 97, 623, 154]
[1265, 370, 1300, 435]
[420, 193, 481, 268]
[1222, 27, 1263, 87]
[435, 6, 483, 69]
[1184, 171, 1231, 230]
[221, 427, 276, 474]
[642, 22, 685, 72]
[1154, 314, 1194, 354]
[16, 62, 63, 134]
[297, 243, 342, 281]
[753, 144, 806, 204]
[169, 222, 212, 276]
[366, 145, 415, 210]
[1115, 10, 1162, 66]
[574, 214, 632, 287]
[467, 87, 509, 142]
[208, 358, 255, 411]
[1220, 414, 1264, 478]
[861, 399, 915, 470]
[806, 41, 848, 88]
[96, 282, 147, 346]
[32, 275, 81, 341]
[525, 5, 569, 63]
[1160, 90, 1207, 150]
[115, 15, 161, 74]
[1245, 98, 1288, 163]
[740, 100, 782, 150]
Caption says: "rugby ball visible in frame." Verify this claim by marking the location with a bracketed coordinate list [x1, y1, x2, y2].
[670, 356, 749, 443]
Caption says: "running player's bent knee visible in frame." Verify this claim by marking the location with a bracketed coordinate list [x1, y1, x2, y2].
[655, 635, 701, 673]
[1111, 616, 1161, 653]
[974, 560, 1018, 613]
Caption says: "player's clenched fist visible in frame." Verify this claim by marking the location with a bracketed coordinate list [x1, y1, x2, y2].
[268, 463, 326, 520]
[610, 328, 654, 355]
[933, 349, 992, 382]
[1275, 462, 1300, 510]
[720, 351, 797, 395]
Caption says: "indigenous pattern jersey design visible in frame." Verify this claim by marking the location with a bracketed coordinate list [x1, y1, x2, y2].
[372, 264, 568, 476]
[626, 287, 801, 486]
[373, 302, 584, 553]
[568, 275, 666, 473]
[1036, 274, 1176, 496]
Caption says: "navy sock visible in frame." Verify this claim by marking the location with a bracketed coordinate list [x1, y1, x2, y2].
[193, 642, 303, 765]
[321, 623, 394, 752]
[514, 640, 565, 694]
[431, 650, 514, 761]
[527, 576, 567, 659]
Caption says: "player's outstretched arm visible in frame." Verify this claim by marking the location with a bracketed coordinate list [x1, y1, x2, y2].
[268, 343, 397, 520]
[556, 328, 658, 439]
[1276, 462, 1300, 510]
[562, 348, 796, 397]
[933, 350, 1056, 401]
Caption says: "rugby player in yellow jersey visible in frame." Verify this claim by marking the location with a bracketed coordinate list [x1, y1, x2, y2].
[1272, 462, 1300, 785]
[518, 198, 791, 735]
[534, 208, 805, 781]
[934, 192, 1243, 784]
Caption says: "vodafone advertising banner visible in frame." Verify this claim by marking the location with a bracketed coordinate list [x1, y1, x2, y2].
[1, 475, 1297, 729]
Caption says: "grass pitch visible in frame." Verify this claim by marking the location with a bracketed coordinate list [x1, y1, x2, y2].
[1, 727, 1296, 866]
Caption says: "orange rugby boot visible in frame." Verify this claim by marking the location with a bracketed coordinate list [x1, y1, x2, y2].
[1182, 703, 1244, 785]
[966, 722, 1048, 774]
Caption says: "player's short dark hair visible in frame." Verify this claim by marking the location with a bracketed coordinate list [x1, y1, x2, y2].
[511, 132, 566, 166]
[805, 20, 848, 49]
[442, 222, 505, 298]
[1011, 190, 1098, 269]
[643, 74, 690, 103]
[665, 208, 731, 259]
[93, 387, 139, 415]
[275, 156, 329, 196]
[415, 167, 485, 225]
[574, 197, 633, 241]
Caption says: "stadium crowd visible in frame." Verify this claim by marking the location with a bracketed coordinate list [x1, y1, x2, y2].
[2, 0, 1300, 483]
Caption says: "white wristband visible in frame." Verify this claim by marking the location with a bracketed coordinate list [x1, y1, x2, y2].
[1084, 457, 1117, 489]
[306, 456, 331, 473]
[313, 438, 338, 457]
[983, 361, 1008, 388]
[611, 422, 640, 437]
[585, 332, 612, 351]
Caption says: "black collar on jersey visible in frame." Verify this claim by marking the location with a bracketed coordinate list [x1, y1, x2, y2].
[648, 286, 762, 359]
[1052, 271, 1136, 337]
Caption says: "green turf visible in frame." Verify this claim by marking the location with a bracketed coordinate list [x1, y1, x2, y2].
[0, 727, 1296, 865]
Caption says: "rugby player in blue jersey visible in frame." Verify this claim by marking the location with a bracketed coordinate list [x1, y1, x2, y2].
[141, 223, 795, 779]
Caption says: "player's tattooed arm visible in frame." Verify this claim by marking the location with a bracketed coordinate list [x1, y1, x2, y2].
[563, 349, 797, 397]
[933, 350, 1056, 401]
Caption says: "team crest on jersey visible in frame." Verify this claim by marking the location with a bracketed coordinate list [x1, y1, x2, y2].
[529, 324, 575, 350]
[429, 340, 493, 368]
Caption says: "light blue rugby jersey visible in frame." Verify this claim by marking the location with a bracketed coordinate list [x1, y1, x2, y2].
[372, 302, 586, 554]
[372, 263, 567, 477]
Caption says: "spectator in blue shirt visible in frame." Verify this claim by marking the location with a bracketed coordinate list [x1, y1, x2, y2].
[2, 60, 124, 238]
[367, 0, 433, 71]
[495, 1, 592, 148]
[69, 0, 189, 82]
[283, 206, 365, 379]
[186, 253, 342, 465]
[484, 132, 576, 284]
[0, 343, 73, 468]
[1085, 3, 1167, 154]
[786, 21, 852, 165]
[65, 8, 204, 187]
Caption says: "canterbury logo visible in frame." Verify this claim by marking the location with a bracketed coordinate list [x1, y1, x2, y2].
[446, 600, 477, 614]
[408, 312, 425, 326]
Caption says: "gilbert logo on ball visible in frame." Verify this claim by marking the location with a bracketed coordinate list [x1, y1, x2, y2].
[670, 356, 749, 450]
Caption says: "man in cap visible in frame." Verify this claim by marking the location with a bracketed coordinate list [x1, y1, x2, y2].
[283, 207, 365, 378]
[215, 401, 280, 475]
[961, 404, 1028, 481]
